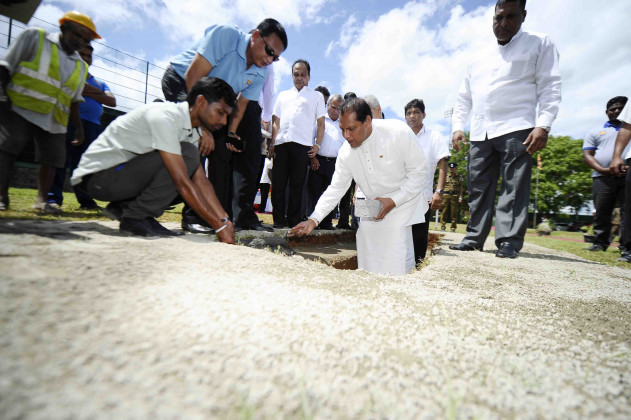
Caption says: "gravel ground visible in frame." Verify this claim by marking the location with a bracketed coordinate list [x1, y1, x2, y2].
[0, 219, 630, 419]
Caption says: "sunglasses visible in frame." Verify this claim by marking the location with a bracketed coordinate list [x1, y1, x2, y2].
[262, 37, 280, 62]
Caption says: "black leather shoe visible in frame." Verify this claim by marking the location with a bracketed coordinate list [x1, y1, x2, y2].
[103, 202, 123, 220]
[240, 223, 274, 232]
[146, 218, 184, 237]
[336, 224, 351, 230]
[496, 242, 518, 258]
[449, 242, 481, 251]
[182, 221, 214, 234]
[617, 253, 631, 263]
[586, 244, 606, 252]
[120, 218, 158, 237]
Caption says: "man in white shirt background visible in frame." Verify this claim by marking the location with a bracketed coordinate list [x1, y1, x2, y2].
[450, 0, 561, 259]
[307, 94, 344, 230]
[405, 99, 450, 264]
[610, 101, 631, 263]
[290, 98, 428, 276]
[269, 59, 326, 228]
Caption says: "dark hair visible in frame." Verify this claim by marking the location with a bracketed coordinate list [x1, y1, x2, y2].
[344, 92, 357, 100]
[496, 0, 526, 10]
[607, 96, 628, 109]
[315, 86, 330, 99]
[404, 99, 425, 114]
[340, 98, 372, 123]
[187, 77, 237, 107]
[292, 59, 310, 75]
[257, 18, 288, 50]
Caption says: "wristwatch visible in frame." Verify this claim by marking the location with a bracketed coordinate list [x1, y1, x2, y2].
[436, 189, 444, 195]
[539, 126, 551, 133]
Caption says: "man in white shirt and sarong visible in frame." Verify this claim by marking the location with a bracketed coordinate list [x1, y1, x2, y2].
[450, 0, 561, 258]
[290, 98, 428, 276]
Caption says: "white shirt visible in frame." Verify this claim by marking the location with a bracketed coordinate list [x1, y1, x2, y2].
[317, 116, 345, 158]
[1, 29, 86, 134]
[452, 29, 562, 141]
[258, 64, 274, 123]
[311, 119, 428, 226]
[273, 86, 326, 147]
[71, 102, 199, 185]
[619, 102, 631, 160]
[414, 126, 451, 201]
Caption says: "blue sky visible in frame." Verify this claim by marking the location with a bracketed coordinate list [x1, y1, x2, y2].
[2, 0, 631, 140]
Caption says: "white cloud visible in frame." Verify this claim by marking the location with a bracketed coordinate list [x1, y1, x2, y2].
[337, 0, 631, 139]
[40, 0, 334, 44]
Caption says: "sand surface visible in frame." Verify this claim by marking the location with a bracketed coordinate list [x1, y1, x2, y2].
[1, 219, 630, 419]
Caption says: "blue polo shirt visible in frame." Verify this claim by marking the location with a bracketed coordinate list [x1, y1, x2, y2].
[80, 75, 110, 125]
[170, 25, 268, 101]
[583, 121, 631, 177]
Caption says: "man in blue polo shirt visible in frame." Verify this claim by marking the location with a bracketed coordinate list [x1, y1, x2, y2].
[582, 96, 629, 252]
[47, 45, 116, 210]
[162, 18, 287, 233]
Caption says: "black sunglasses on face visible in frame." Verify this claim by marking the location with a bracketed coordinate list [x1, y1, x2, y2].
[262, 38, 280, 62]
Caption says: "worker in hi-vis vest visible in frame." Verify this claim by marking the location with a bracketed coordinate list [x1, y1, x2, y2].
[0, 11, 98, 213]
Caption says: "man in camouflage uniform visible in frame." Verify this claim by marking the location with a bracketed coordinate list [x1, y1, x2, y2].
[440, 162, 463, 232]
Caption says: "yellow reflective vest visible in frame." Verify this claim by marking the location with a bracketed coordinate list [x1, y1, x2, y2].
[6, 28, 87, 127]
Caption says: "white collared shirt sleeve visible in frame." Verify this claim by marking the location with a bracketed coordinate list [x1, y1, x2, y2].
[535, 35, 562, 129]
[452, 64, 472, 134]
[390, 129, 427, 207]
[311, 147, 354, 222]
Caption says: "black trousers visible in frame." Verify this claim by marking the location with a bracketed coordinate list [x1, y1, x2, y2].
[307, 156, 337, 227]
[232, 101, 263, 227]
[592, 175, 626, 249]
[412, 207, 432, 263]
[82, 142, 199, 219]
[338, 181, 354, 227]
[620, 159, 631, 253]
[272, 142, 310, 227]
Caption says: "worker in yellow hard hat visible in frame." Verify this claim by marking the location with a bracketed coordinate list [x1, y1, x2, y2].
[0, 11, 98, 213]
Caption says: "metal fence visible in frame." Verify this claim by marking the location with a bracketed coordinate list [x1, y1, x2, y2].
[0, 15, 166, 113]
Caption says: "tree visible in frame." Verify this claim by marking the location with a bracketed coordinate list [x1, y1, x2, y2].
[530, 135, 592, 218]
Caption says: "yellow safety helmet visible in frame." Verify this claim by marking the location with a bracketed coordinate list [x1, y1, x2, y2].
[59, 11, 101, 39]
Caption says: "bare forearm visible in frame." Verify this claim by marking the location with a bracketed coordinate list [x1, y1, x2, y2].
[178, 168, 229, 229]
[436, 158, 447, 190]
[613, 124, 631, 159]
[82, 88, 116, 107]
[228, 96, 248, 133]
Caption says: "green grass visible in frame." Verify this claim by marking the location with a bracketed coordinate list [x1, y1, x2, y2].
[428, 221, 630, 269]
[2, 187, 629, 269]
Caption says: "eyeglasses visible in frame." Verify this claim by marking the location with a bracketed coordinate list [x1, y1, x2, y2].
[262, 37, 280, 62]
[330, 105, 341, 111]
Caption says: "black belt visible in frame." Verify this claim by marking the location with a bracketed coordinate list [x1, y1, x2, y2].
[318, 156, 336, 162]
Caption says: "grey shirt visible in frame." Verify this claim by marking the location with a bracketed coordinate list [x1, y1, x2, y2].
[71, 102, 199, 185]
